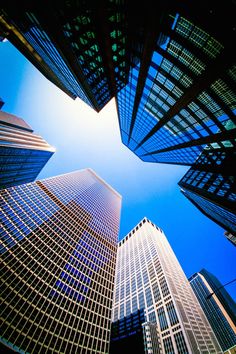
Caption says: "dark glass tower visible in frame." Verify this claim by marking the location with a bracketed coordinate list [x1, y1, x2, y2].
[0, 110, 55, 190]
[189, 269, 236, 351]
[0, 1, 145, 112]
[178, 143, 236, 240]
[116, 1, 235, 165]
[1, 2, 235, 145]
[0, 169, 121, 353]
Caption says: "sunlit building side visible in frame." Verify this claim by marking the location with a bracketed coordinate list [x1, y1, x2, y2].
[0, 169, 121, 353]
[111, 217, 221, 353]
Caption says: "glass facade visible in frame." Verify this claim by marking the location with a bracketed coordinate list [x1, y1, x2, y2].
[0, 111, 55, 190]
[0, 2, 140, 112]
[112, 217, 221, 353]
[1, 2, 235, 140]
[116, 4, 236, 166]
[189, 270, 236, 351]
[0, 169, 121, 353]
[178, 146, 236, 238]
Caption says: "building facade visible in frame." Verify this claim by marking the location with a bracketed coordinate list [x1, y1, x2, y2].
[189, 269, 236, 351]
[0, 110, 55, 190]
[0, 169, 121, 353]
[0, 1, 145, 111]
[178, 144, 236, 240]
[111, 217, 222, 353]
[1, 2, 235, 156]
[116, 1, 235, 165]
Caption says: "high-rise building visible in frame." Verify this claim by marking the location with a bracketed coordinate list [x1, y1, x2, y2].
[189, 269, 236, 351]
[116, 1, 235, 165]
[111, 217, 221, 353]
[0, 169, 121, 353]
[178, 144, 236, 240]
[0, 1, 145, 112]
[0, 110, 55, 190]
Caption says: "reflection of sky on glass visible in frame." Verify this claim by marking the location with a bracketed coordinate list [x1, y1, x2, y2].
[1, 41, 235, 301]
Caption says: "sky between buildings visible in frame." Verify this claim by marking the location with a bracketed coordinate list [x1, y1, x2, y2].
[1, 40, 235, 301]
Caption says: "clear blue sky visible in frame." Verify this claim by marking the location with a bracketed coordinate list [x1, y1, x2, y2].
[1, 41, 235, 301]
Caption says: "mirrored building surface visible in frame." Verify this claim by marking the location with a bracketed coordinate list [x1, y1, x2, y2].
[178, 144, 236, 240]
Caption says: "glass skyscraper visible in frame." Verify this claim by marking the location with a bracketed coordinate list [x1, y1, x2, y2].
[178, 144, 236, 240]
[0, 110, 55, 190]
[0, 1, 142, 111]
[1, 2, 235, 159]
[117, 1, 235, 165]
[189, 269, 236, 352]
[0, 169, 121, 353]
[111, 218, 222, 353]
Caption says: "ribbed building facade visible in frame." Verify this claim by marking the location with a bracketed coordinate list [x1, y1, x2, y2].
[1, 2, 235, 159]
[178, 143, 236, 239]
[0, 1, 144, 111]
[189, 269, 236, 352]
[111, 218, 222, 353]
[0, 110, 55, 189]
[0, 169, 121, 353]
[117, 1, 235, 165]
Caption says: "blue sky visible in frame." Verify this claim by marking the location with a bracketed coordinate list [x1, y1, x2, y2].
[1, 40, 235, 300]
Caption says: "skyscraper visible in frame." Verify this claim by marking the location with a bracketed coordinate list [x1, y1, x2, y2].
[1, 1, 235, 136]
[0, 169, 121, 353]
[178, 144, 236, 240]
[189, 269, 236, 352]
[0, 1, 143, 111]
[116, 1, 235, 165]
[111, 217, 221, 353]
[0, 110, 55, 190]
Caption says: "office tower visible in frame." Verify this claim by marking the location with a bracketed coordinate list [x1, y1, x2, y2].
[178, 144, 236, 240]
[111, 217, 221, 353]
[0, 1, 144, 112]
[1, 1, 235, 159]
[189, 269, 236, 351]
[0, 169, 121, 353]
[0, 110, 55, 190]
[116, 1, 235, 165]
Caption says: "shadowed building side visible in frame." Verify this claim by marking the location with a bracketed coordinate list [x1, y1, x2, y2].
[0, 110, 55, 189]
[116, 1, 236, 166]
[0, 1, 149, 112]
[178, 145, 236, 241]
[189, 269, 236, 351]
